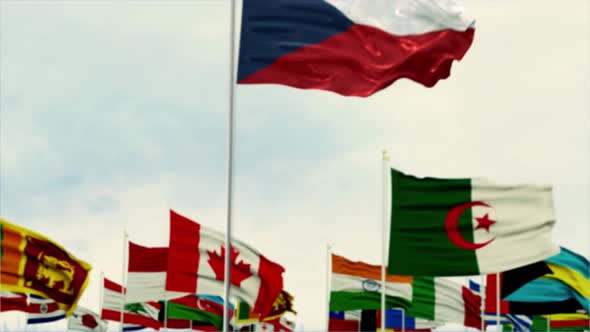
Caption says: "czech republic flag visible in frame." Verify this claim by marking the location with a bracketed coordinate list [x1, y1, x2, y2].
[237, 0, 475, 97]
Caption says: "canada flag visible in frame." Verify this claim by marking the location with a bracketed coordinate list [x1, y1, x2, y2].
[165, 210, 285, 318]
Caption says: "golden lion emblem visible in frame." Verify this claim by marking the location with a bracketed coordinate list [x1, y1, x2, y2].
[26, 250, 75, 295]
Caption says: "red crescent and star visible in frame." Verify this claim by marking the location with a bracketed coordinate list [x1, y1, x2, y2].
[445, 201, 496, 250]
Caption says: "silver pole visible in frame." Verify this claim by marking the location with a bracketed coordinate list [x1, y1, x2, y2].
[401, 308, 405, 332]
[381, 150, 390, 332]
[223, 0, 237, 331]
[325, 243, 332, 332]
[481, 275, 485, 332]
[99, 270, 104, 314]
[120, 230, 128, 332]
[164, 300, 168, 332]
[496, 273, 501, 331]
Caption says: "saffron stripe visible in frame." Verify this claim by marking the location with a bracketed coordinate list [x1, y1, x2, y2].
[332, 254, 412, 283]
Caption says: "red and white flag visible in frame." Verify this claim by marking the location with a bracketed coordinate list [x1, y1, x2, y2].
[100, 277, 162, 330]
[0, 291, 28, 313]
[239, 316, 295, 332]
[165, 210, 285, 318]
[126, 242, 184, 303]
[68, 306, 108, 332]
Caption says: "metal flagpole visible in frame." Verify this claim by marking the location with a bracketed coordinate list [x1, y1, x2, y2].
[120, 230, 128, 332]
[223, 0, 237, 332]
[382, 150, 390, 332]
[401, 308, 405, 332]
[465, 277, 470, 332]
[99, 270, 104, 315]
[25, 294, 30, 328]
[0, 246, 2, 315]
[223, 0, 236, 332]
[496, 273, 501, 331]
[547, 315, 550, 332]
[481, 275, 485, 332]
[0, 232, 2, 315]
[164, 300, 168, 332]
[326, 243, 332, 332]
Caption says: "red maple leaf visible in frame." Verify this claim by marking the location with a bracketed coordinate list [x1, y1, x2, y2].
[207, 246, 252, 287]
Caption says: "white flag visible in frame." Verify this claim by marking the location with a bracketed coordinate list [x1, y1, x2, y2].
[68, 306, 108, 332]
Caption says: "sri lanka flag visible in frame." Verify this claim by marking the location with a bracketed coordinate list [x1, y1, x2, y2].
[237, 0, 475, 97]
[0, 217, 91, 316]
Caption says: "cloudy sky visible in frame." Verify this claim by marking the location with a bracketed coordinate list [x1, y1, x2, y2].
[0, 0, 588, 331]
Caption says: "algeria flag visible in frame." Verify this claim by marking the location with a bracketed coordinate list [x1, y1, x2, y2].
[165, 210, 285, 318]
[387, 168, 559, 276]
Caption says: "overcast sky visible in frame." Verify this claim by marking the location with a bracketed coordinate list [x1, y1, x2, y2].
[0, 1, 588, 331]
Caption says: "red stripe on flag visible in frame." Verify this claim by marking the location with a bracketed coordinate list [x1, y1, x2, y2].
[253, 254, 285, 318]
[128, 242, 168, 272]
[165, 318, 219, 331]
[329, 318, 359, 332]
[146, 301, 161, 310]
[462, 286, 484, 330]
[101, 309, 161, 330]
[485, 273, 510, 314]
[239, 24, 474, 97]
[166, 210, 200, 293]
[551, 319, 590, 328]
[28, 301, 60, 314]
[104, 277, 125, 293]
[170, 294, 224, 316]
[0, 294, 28, 313]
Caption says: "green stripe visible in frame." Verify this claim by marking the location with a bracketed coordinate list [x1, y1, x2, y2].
[237, 302, 251, 320]
[407, 276, 436, 320]
[329, 291, 411, 312]
[166, 302, 222, 330]
[531, 317, 549, 331]
[388, 168, 478, 275]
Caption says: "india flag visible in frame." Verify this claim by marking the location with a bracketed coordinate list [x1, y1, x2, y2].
[387, 168, 559, 276]
[330, 254, 412, 312]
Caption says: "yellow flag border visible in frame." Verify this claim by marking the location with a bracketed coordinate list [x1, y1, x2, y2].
[0, 217, 92, 316]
